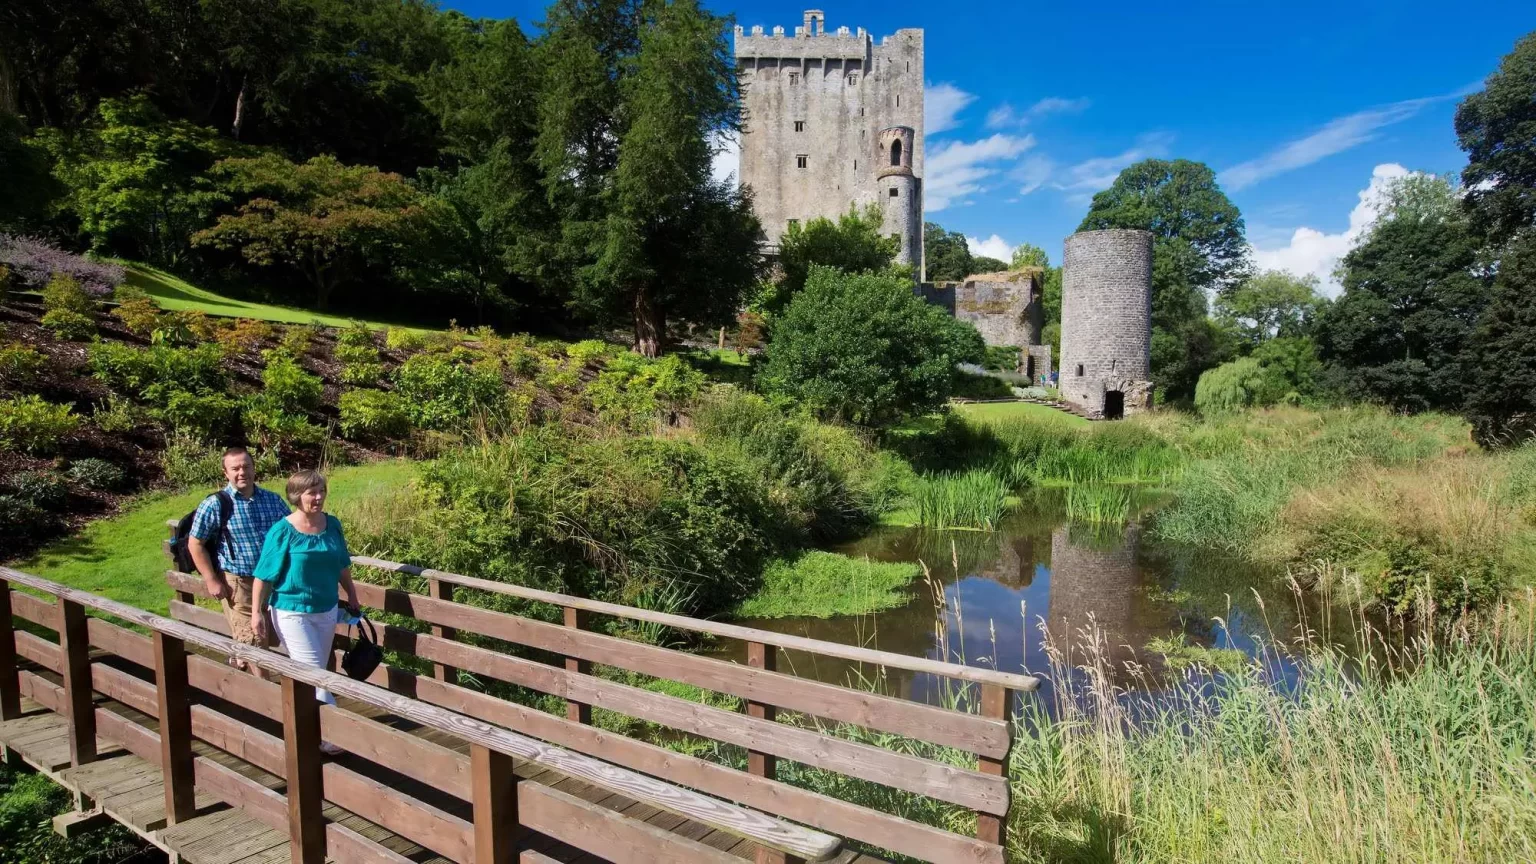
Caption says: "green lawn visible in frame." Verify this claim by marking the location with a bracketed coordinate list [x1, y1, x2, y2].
[17, 460, 418, 615]
[954, 399, 1088, 427]
[121, 262, 441, 332]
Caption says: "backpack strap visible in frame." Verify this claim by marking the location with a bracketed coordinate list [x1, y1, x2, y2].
[212, 490, 235, 562]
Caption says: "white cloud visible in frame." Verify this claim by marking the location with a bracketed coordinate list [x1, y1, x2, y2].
[967, 235, 1015, 261]
[710, 132, 740, 187]
[985, 97, 1090, 130]
[925, 82, 976, 136]
[1250, 163, 1412, 296]
[1219, 97, 1436, 191]
[1011, 155, 1056, 195]
[926, 133, 1036, 212]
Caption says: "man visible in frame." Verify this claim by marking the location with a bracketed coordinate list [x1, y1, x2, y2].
[187, 447, 290, 673]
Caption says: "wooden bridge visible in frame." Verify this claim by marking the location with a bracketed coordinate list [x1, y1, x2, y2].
[0, 542, 1038, 864]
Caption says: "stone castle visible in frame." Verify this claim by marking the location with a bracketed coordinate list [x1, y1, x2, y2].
[734, 10, 924, 268]
[735, 11, 1153, 420]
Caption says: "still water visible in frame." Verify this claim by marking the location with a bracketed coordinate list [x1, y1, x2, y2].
[717, 499, 1320, 706]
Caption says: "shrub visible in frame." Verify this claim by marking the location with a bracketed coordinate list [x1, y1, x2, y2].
[0, 495, 46, 546]
[8, 471, 68, 509]
[0, 263, 11, 301]
[1195, 356, 1289, 415]
[337, 321, 375, 349]
[393, 354, 505, 430]
[567, 339, 613, 367]
[90, 342, 226, 397]
[40, 309, 96, 340]
[339, 389, 411, 438]
[734, 311, 766, 350]
[162, 309, 219, 343]
[0, 395, 79, 453]
[0, 235, 124, 296]
[66, 457, 127, 491]
[385, 327, 424, 352]
[340, 361, 385, 387]
[91, 395, 143, 433]
[41, 272, 92, 314]
[333, 341, 380, 366]
[153, 388, 240, 438]
[757, 266, 987, 426]
[261, 351, 322, 410]
[281, 324, 318, 356]
[951, 371, 1014, 400]
[110, 294, 161, 336]
[984, 345, 1022, 372]
[217, 317, 276, 352]
[584, 353, 704, 429]
[243, 400, 324, 451]
[0, 343, 45, 386]
[159, 433, 225, 489]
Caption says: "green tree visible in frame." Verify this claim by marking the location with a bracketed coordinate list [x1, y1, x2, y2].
[414, 144, 532, 323]
[0, 110, 57, 229]
[971, 255, 1008, 273]
[1315, 174, 1484, 413]
[1080, 158, 1249, 402]
[1467, 234, 1536, 445]
[192, 152, 426, 309]
[1010, 243, 1049, 269]
[773, 204, 896, 306]
[1217, 270, 1327, 349]
[536, 0, 760, 356]
[36, 96, 237, 264]
[757, 265, 985, 426]
[923, 222, 973, 281]
[1011, 242, 1062, 358]
[1456, 31, 1536, 245]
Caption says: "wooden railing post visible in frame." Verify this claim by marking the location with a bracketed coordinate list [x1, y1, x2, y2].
[976, 683, 1014, 848]
[281, 677, 326, 864]
[562, 607, 591, 725]
[58, 598, 96, 766]
[0, 582, 20, 722]
[153, 632, 197, 824]
[166, 523, 196, 605]
[471, 744, 518, 864]
[428, 578, 458, 684]
[745, 641, 794, 864]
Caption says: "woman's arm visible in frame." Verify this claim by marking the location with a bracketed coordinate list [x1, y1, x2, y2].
[250, 577, 272, 644]
[338, 567, 359, 613]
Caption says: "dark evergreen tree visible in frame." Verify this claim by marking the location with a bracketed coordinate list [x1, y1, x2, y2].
[923, 222, 973, 281]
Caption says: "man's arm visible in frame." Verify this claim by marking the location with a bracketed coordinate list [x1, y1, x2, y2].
[188, 536, 233, 601]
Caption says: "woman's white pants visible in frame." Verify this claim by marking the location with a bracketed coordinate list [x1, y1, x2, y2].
[273, 606, 339, 705]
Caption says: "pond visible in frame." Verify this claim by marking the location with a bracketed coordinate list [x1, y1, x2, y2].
[716, 494, 1331, 707]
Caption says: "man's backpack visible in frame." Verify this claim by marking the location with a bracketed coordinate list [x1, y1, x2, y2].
[169, 491, 234, 574]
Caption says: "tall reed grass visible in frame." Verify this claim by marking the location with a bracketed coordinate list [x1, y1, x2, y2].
[912, 470, 1013, 530]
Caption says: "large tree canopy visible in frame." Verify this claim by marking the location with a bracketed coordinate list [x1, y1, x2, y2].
[1079, 158, 1249, 402]
[772, 204, 897, 308]
[1456, 31, 1536, 245]
[923, 222, 974, 282]
[1217, 270, 1327, 349]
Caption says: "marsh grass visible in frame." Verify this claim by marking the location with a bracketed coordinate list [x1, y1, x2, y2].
[912, 469, 1013, 530]
[1063, 484, 1136, 525]
[732, 551, 919, 618]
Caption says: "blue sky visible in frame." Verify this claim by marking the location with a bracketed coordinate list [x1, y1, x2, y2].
[445, 0, 1535, 293]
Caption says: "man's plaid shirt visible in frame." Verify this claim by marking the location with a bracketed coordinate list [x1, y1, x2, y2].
[190, 485, 290, 576]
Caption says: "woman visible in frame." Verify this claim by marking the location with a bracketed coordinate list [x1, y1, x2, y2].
[251, 469, 360, 756]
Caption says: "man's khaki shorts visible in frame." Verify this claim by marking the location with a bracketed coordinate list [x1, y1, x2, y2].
[221, 573, 277, 648]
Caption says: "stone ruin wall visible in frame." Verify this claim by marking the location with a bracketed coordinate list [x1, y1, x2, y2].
[917, 270, 1051, 379]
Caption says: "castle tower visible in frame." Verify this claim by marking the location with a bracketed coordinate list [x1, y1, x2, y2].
[734, 12, 924, 270]
[1060, 229, 1154, 419]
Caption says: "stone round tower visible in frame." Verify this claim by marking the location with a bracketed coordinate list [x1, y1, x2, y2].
[1060, 229, 1153, 419]
[876, 126, 919, 267]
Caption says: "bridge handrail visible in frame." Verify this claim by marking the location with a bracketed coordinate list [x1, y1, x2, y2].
[0, 566, 841, 863]
[352, 555, 1041, 692]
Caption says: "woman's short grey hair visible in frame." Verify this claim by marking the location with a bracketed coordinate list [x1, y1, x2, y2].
[285, 469, 328, 506]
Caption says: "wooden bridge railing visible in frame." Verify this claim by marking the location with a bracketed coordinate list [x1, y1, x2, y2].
[0, 566, 841, 864]
[164, 535, 1038, 864]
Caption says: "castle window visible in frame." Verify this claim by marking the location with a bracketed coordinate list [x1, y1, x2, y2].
[853, 160, 858, 170]
[796, 154, 808, 169]
[1076, 364, 1085, 377]
[847, 73, 859, 86]
[794, 120, 804, 132]
[889, 188, 898, 197]
[860, 107, 865, 116]
[890, 139, 902, 166]
[906, 61, 910, 72]
[789, 72, 800, 86]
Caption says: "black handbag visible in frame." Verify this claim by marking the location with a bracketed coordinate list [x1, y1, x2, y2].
[340, 614, 383, 681]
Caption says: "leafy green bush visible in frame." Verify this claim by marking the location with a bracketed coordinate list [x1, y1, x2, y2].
[339, 389, 411, 438]
[154, 388, 240, 438]
[91, 395, 143, 433]
[160, 433, 230, 488]
[90, 342, 226, 397]
[385, 327, 425, 352]
[40, 308, 96, 340]
[333, 341, 380, 366]
[567, 339, 614, 367]
[0, 343, 45, 385]
[0, 263, 11, 301]
[41, 272, 91, 314]
[984, 345, 1022, 372]
[0, 395, 79, 453]
[261, 351, 322, 410]
[585, 353, 704, 429]
[8, 471, 68, 509]
[394, 354, 505, 430]
[66, 457, 127, 491]
[0, 495, 46, 546]
[952, 371, 1014, 400]
[757, 266, 986, 426]
[244, 401, 324, 451]
[338, 321, 375, 348]
[110, 294, 161, 336]
[340, 361, 385, 387]
[280, 324, 318, 356]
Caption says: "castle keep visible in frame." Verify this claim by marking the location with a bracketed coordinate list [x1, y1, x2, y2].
[734, 10, 925, 268]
